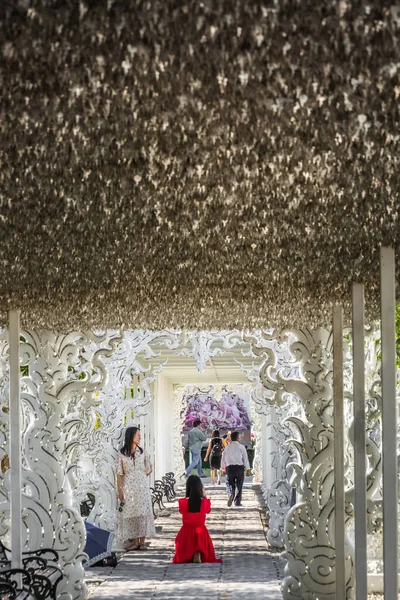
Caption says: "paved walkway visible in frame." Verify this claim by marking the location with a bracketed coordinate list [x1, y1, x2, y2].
[88, 482, 284, 600]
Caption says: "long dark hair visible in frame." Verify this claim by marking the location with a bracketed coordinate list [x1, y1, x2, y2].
[120, 426, 143, 457]
[186, 474, 204, 513]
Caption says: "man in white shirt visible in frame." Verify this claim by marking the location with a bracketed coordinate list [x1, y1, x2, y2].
[221, 431, 251, 507]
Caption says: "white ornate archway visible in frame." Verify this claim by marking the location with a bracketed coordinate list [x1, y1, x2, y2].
[0, 326, 387, 600]
[0, 327, 302, 598]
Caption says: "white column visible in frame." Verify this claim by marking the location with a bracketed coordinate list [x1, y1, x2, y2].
[148, 384, 155, 488]
[380, 246, 398, 600]
[263, 408, 276, 490]
[333, 305, 345, 600]
[282, 328, 348, 598]
[154, 375, 174, 479]
[9, 310, 22, 570]
[261, 413, 269, 488]
[352, 283, 367, 600]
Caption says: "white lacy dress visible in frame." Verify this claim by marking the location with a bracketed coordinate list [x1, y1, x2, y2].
[117, 451, 156, 542]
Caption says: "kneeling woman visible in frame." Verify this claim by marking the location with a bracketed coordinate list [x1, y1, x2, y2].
[173, 475, 222, 564]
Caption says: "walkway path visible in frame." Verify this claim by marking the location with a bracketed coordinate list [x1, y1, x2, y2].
[88, 482, 284, 600]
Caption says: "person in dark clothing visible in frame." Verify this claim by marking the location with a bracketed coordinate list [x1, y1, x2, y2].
[204, 429, 223, 485]
[221, 431, 251, 507]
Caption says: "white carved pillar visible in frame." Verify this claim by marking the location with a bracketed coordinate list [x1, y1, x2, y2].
[9, 311, 22, 571]
[241, 331, 300, 550]
[380, 247, 398, 599]
[250, 404, 263, 483]
[70, 331, 123, 535]
[17, 331, 107, 600]
[172, 384, 187, 479]
[282, 328, 354, 600]
[261, 407, 278, 494]
[73, 330, 178, 531]
[264, 406, 294, 550]
[140, 382, 155, 486]
[261, 413, 269, 488]
[0, 329, 119, 600]
[345, 323, 393, 589]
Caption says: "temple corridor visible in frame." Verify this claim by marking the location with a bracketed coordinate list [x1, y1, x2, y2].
[88, 482, 284, 600]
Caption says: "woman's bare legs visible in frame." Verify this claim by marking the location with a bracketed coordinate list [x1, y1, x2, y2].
[217, 469, 221, 484]
[211, 468, 215, 485]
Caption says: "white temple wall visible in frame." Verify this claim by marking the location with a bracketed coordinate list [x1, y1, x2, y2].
[154, 375, 174, 479]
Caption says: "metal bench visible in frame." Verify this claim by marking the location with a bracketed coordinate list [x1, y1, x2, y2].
[150, 481, 166, 515]
[0, 570, 37, 600]
[0, 542, 62, 600]
[80, 492, 96, 519]
[161, 473, 176, 501]
[150, 472, 177, 516]
[165, 472, 176, 497]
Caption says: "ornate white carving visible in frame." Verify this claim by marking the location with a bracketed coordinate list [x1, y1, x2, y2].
[343, 325, 386, 577]
[0, 329, 124, 599]
[0, 331, 114, 599]
[281, 328, 354, 600]
[178, 330, 244, 373]
[249, 404, 263, 483]
[239, 331, 300, 549]
[264, 406, 297, 549]
[3, 326, 371, 600]
[73, 330, 180, 533]
[172, 384, 187, 479]
[68, 330, 123, 534]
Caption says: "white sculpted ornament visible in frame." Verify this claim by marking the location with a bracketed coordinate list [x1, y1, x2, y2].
[281, 328, 354, 600]
[0, 330, 117, 600]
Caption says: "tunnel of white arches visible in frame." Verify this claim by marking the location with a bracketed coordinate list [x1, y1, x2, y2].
[0, 322, 396, 599]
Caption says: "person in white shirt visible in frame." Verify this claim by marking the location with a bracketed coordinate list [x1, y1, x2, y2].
[221, 431, 251, 507]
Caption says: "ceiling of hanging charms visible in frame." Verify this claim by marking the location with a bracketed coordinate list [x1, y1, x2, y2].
[0, 1, 399, 329]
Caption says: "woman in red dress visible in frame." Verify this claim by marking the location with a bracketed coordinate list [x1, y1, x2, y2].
[172, 475, 222, 564]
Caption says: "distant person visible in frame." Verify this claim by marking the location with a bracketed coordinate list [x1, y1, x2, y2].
[222, 431, 232, 448]
[116, 426, 155, 550]
[183, 419, 207, 478]
[222, 431, 232, 494]
[221, 431, 251, 507]
[172, 475, 222, 564]
[204, 429, 223, 485]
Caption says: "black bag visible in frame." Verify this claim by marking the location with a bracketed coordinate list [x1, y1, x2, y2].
[92, 552, 118, 568]
[211, 439, 223, 457]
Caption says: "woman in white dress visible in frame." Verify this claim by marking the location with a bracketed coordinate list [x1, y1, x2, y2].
[116, 426, 156, 550]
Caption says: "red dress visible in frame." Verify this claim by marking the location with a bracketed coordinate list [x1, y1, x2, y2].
[172, 497, 222, 563]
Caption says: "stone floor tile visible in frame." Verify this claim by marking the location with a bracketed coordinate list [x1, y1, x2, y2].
[88, 482, 284, 600]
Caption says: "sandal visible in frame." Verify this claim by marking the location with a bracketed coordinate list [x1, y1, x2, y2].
[126, 543, 140, 551]
[139, 544, 147, 550]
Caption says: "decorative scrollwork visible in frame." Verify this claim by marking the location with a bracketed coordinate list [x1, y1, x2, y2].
[72, 330, 180, 534]
[0, 330, 122, 600]
[178, 330, 245, 373]
[343, 324, 385, 577]
[239, 330, 300, 549]
[281, 328, 354, 600]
